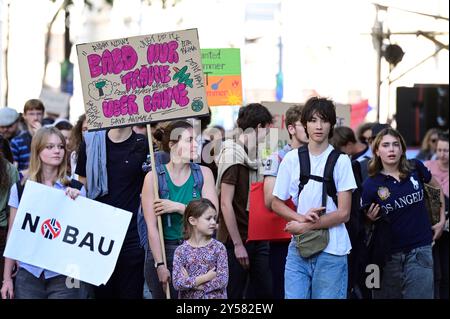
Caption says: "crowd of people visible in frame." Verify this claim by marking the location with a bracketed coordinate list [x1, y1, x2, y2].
[0, 97, 448, 299]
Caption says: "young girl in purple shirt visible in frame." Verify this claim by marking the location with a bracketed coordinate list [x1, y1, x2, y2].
[172, 198, 228, 299]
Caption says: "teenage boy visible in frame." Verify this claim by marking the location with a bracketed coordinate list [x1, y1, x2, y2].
[272, 97, 356, 299]
[262, 104, 308, 299]
[10, 99, 45, 171]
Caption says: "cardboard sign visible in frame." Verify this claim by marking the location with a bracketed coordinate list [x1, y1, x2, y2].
[201, 48, 242, 106]
[76, 29, 209, 131]
[4, 181, 131, 286]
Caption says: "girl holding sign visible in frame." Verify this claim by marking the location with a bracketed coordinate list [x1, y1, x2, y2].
[1, 127, 85, 299]
[141, 120, 218, 299]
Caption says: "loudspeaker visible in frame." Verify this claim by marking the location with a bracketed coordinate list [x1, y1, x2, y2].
[396, 85, 449, 146]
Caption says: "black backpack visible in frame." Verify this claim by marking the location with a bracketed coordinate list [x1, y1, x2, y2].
[297, 145, 369, 298]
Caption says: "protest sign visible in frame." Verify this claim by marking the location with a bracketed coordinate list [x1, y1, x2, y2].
[77, 29, 209, 130]
[201, 48, 242, 106]
[4, 181, 131, 286]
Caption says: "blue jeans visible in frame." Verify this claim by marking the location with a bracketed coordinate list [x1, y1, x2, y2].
[373, 245, 434, 299]
[14, 268, 84, 299]
[285, 240, 348, 299]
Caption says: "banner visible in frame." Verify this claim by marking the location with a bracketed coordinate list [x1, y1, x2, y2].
[76, 29, 209, 131]
[201, 48, 242, 106]
[3, 181, 131, 286]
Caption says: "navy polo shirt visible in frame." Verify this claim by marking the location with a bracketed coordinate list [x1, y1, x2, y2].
[362, 160, 433, 253]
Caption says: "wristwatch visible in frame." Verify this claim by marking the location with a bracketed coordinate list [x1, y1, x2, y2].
[154, 261, 165, 269]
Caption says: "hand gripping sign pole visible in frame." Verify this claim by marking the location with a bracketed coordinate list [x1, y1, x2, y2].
[146, 123, 171, 299]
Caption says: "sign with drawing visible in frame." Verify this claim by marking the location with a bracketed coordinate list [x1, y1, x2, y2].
[201, 48, 242, 106]
[76, 29, 209, 131]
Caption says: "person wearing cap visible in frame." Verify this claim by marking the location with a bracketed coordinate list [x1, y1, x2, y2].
[0, 107, 21, 142]
[10, 99, 45, 172]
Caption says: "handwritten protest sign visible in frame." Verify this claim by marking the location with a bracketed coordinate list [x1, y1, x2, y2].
[201, 48, 242, 106]
[76, 29, 209, 131]
[4, 181, 131, 286]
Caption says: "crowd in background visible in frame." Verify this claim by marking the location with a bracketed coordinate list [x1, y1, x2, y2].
[0, 97, 448, 299]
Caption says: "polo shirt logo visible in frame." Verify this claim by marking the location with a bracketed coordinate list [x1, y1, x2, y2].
[377, 186, 390, 201]
[409, 176, 419, 190]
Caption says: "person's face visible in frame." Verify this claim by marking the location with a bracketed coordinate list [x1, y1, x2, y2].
[23, 109, 43, 126]
[0, 121, 19, 139]
[362, 129, 372, 144]
[256, 123, 271, 143]
[172, 128, 198, 161]
[82, 119, 88, 132]
[288, 120, 308, 145]
[189, 207, 218, 237]
[429, 134, 439, 152]
[375, 134, 403, 167]
[60, 129, 71, 147]
[39, 134, 65, 167]
[436, 140, 449, 165]
[306, 112, 331, 144]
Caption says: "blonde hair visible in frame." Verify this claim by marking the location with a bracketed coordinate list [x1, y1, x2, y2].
[420, 128, 440, 152]
[368, 128, 412, 179]
[28, 127, 69, 185]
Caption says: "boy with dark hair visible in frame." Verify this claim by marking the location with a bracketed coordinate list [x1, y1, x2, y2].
[263, 104, 308, 299]
[272, 97, 356, 299]
[10, 99, 45, 171]
[216, 102, 273, 299]
[331, 126, 370, 161]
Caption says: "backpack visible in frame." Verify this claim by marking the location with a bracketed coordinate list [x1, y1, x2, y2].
[137, 162, 204, 250]
[297, 145, 369, 298]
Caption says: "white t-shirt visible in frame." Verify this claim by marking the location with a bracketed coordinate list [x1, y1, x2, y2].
[272, 144, 357, 256]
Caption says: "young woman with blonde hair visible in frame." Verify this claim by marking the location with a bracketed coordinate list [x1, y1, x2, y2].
[1, 127, 85, 299]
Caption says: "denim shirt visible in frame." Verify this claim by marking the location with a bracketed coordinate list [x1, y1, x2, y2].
[8, 179, 86, 279]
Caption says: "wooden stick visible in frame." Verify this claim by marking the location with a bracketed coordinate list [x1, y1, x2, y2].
[146, 123, 170, 299]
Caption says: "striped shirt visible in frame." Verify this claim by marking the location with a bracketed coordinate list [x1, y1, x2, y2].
[10, 131, 32, 170]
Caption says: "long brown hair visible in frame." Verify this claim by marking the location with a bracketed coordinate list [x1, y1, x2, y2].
[28, 127, 69, 185]
[368, 128, 413, 179]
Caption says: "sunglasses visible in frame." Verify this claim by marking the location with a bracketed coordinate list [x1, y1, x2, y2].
[431, 139, 438, 143]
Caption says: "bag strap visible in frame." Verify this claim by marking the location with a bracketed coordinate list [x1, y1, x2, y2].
[17, 180, 24, 202]
[297, 145, 310, 199]
[155, 164, 170, 199]
[189, 162, 204, 198]
[297, 146, 341, 215]
[323, 149, 341, 208]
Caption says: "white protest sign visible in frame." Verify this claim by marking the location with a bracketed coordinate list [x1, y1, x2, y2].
[3, 181, 131, 286]
[76, 28, 209, 131]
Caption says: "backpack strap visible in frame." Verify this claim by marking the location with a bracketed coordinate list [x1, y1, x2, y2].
[323, 149, 341, 208]
[297, 145, 310, 199]
[155, 164, 170, 199]
[189, 162, 204, 199]
[16, 180, 24, 202]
